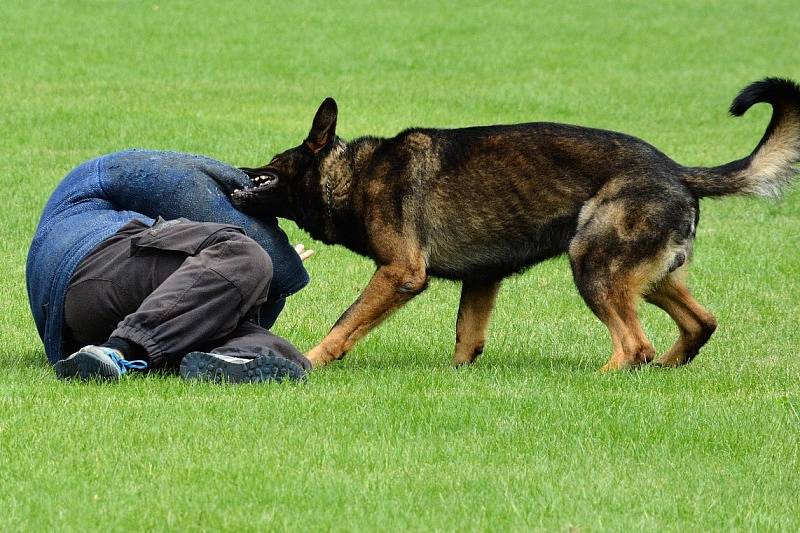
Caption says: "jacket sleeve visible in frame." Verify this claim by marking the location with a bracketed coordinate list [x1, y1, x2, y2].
[97, 149, 309, 298]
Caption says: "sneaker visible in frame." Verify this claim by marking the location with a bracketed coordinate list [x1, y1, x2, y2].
[54, 345, 148, 381]
[179, 352, 307, 383]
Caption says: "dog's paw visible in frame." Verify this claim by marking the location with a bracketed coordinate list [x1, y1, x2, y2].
[305, 345, 335, 368]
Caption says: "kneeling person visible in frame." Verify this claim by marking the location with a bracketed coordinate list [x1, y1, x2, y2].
[26, 150, 312, 382]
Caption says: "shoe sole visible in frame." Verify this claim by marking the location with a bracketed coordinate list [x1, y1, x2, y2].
[179, 352, 307, 383]
[54, 352, 121, 381]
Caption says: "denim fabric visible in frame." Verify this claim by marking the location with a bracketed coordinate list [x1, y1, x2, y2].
[26, 149, 309, 364]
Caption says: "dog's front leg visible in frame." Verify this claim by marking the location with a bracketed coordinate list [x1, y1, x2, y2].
[307, 260, 428, 367]
[453, 280, 502, 365]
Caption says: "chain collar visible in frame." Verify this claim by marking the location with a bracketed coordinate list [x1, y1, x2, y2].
[324, 179, 335, 240]
[325, 179, 334, 221]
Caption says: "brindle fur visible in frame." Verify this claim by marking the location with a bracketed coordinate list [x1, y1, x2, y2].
[233, 78, 800, 370]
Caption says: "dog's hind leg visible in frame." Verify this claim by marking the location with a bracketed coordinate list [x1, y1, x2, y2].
[572, 274, 656, 372]
[644, 274, 717, 366]
[569, 182, 701, 370]
[568, 204, 677, 371]
[453, 280, 502, 366]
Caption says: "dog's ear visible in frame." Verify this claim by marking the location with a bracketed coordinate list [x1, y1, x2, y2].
[305, 97, 338, 154]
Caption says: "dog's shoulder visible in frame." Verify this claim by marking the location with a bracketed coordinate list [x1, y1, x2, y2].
[379, 128, 439, 153]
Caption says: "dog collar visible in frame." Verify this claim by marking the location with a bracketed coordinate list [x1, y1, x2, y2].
[324, 179, 335, 238]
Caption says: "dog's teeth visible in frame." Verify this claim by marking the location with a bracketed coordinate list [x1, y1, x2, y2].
[234, 188, 240, 193]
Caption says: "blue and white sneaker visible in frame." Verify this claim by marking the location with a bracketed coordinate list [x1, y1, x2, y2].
[54, 345, 148, 381]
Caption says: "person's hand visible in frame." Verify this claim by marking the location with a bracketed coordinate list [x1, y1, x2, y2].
[295, 243, 315, 262]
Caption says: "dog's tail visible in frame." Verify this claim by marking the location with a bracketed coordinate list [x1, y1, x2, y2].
[681, 77, 800, 199]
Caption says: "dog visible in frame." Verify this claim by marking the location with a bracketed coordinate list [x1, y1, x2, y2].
[232, 78, 800, 371]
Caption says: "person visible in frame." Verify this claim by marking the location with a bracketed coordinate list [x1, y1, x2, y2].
[26, 149, 312, 382]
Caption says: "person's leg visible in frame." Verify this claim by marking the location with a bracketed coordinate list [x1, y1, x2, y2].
[61, 220, 185, 358]
[57, 219, 300, 380]
[58, 219, 184, 379]
[109, 224, 273, 368]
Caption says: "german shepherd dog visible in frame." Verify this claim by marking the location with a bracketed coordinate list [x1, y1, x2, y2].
[232, 78, 800, 371]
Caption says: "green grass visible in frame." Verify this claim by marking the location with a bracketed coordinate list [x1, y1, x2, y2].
[1, 0, 799, 530]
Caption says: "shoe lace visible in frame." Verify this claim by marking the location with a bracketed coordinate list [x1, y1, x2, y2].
[104, 349, 148, 374]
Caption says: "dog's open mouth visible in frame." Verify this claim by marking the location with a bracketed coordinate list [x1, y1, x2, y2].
[231, 174, 277, 204]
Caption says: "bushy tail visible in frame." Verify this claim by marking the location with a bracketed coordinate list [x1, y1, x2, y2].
[682, 77, 800, 198]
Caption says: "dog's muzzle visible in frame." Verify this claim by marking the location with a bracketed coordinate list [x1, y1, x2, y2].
[231, 172, 279, 205]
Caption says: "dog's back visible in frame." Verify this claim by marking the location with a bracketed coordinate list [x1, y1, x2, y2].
[375, 123, 687, 282]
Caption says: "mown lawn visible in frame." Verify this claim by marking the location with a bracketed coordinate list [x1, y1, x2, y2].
[1, 1, 798, 530]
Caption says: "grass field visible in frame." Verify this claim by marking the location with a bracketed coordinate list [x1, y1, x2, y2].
[1, 1, 799, 530]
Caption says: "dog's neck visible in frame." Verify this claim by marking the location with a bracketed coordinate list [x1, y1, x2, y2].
[317, 136, 382, 242]
[319, 140, 350, 230]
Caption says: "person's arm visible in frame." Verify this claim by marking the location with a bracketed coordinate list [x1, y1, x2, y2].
[97, 149, 309, 299]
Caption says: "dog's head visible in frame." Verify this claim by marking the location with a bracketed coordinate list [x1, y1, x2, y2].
[232, 97, 339, 220]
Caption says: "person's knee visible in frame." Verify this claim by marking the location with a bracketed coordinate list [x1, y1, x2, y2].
[218, 231, 273, 293]
[236, 233, 273, 281]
